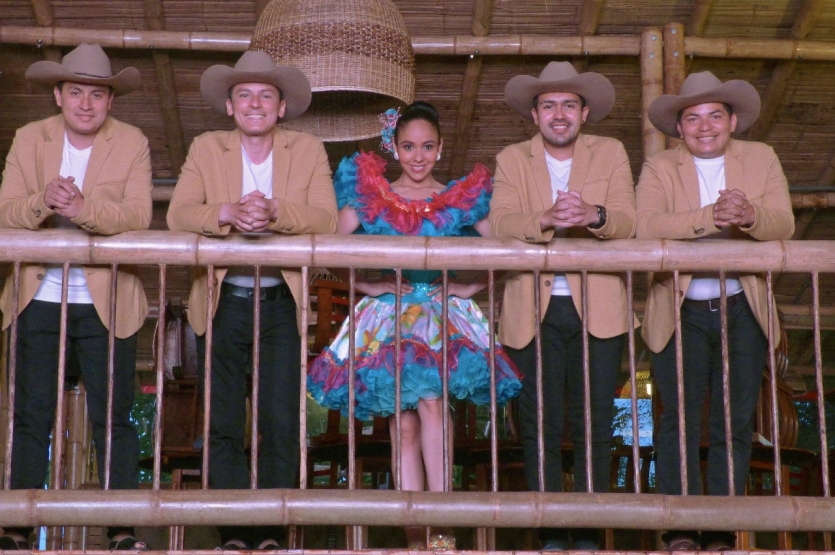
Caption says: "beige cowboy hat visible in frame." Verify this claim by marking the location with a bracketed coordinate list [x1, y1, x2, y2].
[26, 43, 140, 96]
[200, 50, 311, 121]
[504, 61, 616, 123]
[648, 71, 761, 137]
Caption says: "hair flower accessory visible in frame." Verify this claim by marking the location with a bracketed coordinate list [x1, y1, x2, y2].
[378, 108, 400, 154]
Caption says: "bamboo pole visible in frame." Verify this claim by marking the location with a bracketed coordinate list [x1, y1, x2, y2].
[686, 0, 714, 37]
[446, 0, 493, 181]
[640, 28, 665, 160]
[143, 0, 187, 175]
[662, 23, 685, 150]
[29, 0, 62, 63]
[0, 489, 834, 531]
[2, 230, 835, 273]
[3, 25, 835, 61]
[578, 0, 605, 36]
[63, 385, 86, 550]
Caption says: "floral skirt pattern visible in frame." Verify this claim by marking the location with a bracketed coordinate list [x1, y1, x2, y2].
[308, 294, 523, 421]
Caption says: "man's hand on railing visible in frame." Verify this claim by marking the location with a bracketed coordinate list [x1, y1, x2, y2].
[44, 176, 85, 219]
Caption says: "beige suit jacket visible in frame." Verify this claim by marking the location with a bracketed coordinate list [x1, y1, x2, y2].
[489, 133, 637, 349]
[167, 127, 338, 336]
[636, 139, 795, 353]
[0, 115, 152, 338]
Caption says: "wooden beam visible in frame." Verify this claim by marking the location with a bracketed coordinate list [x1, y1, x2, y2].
[686, 0, 714, 37]
[640, 28, 665, 160]
[746, 0, 824, 141]
[143, 0, 187, 176]
[446, 0, 493, 181]
[29, 0, 62, 62]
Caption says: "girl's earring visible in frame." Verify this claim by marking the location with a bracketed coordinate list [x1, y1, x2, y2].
[393, 152, 400, 161]
[436, 153, 441, 161]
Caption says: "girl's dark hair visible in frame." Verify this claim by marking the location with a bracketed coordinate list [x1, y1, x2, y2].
[394, 101, 441, 142]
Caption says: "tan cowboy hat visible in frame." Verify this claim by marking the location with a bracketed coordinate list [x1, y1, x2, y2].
[504, 61, 616, 123]
[648, 71, 761, 137]
[200, 50, 311, 121]
[25, 43, 140, 96]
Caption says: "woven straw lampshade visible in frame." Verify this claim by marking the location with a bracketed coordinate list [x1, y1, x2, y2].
[251, 0, 415, 142]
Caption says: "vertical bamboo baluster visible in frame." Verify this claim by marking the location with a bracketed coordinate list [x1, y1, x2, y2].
[812, 272, 832, 551]
[201, 266, 215, 490]
[673, 270, 688, 494]
[718, 272, 735, 496]
[580, 271, 593, 492]
[533, 270, 544, 493]
[441, 269, 451, 491]
[3, 262, 21, 491]
[103, 263, 118, 491]
[250, 267, 261, 490]
[626, 272, 641, 492]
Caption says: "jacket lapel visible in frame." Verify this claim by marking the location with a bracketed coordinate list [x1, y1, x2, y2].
[224, 130, 243, 203]
[723, 140, 744, 195]
[530, 134, 553, 209]
[82, 117, 114, 192]
[677, 145, 701, 210]
[43, 116, 65, 186]
[271, 128, 290, 200]
[567, 134, 590, 194]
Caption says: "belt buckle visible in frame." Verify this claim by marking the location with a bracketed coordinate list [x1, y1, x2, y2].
[246, 288, 256, 300]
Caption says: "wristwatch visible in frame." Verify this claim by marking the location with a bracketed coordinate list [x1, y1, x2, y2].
[588, 205, 607, 229]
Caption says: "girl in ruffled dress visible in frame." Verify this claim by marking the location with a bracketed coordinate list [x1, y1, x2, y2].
[308, 101, 522, 550]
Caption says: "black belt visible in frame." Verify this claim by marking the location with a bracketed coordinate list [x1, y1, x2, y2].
[683, 291, 744, 312]
[221, 281, 291, 301]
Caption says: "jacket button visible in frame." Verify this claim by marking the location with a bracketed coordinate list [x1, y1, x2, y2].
[37, 273, 44, 280]
[34, 210, 41, 217]
[544, 280, 551, 287]
[694, 227, 705, 235]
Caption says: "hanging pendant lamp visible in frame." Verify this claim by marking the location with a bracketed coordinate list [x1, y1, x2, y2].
[251, 0, 416, 142]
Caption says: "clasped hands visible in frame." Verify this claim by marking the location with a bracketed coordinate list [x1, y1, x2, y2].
[713, 189, 755, 228]
[220, 191, 279, 233]
[540, 190, 599, 230]
[44, 176, 84, 219]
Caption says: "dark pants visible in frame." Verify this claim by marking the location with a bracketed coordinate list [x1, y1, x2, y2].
[653, 295, 767, 546]
[7, 300, 139, 541]
[196, 286, 301, 545]
[506, 296, 624, 546]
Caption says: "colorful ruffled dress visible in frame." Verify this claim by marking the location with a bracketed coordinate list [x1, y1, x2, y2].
[307, 152, 522, 420]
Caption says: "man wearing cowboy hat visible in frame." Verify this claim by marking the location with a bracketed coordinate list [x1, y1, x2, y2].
[0, 43, 151, 550]
[489, 61, 636, 551]
[637, 71, 794, 551]
[167, 49, 337, 550]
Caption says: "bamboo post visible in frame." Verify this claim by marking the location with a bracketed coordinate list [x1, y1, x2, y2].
[63, 384, 87, 549]
[29, 0, 63, 62]
[641, 27, 665, 160]
[663, 23, 685, 149]
[686, 0, 714, 37]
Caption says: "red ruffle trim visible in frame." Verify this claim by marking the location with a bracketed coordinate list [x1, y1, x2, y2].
[353, 151, 493, 236]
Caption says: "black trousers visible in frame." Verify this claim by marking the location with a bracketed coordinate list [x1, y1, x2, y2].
[506, 296, 624, 544]
[8, 300, 139, 541]
[653, 297, 767, 547]
[196, 288, 301, 545]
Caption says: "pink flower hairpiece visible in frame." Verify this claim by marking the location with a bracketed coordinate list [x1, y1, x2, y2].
[378, 108, 400, 155]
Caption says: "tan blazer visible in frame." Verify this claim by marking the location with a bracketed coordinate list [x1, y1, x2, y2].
[0, 115, 152, 339]
[167, 127, 338, 336]
[489, 133, 637, 349]
[636, 139, 795, 353]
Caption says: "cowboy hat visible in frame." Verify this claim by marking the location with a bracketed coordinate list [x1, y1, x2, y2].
[504, 61, 616, 123]
[25, 43, 140, 96]
[648, 71, 761, 137]
[200, 50, 311, 121]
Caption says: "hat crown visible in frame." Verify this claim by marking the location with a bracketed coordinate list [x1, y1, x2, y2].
[62, 43, 114, 79]
[233, 50, 279, 74]
[538, 61, 580, 83]
[678, 71, 724, 98]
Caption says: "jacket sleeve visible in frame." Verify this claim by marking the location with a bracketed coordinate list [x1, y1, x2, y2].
[489, 149, 554, 243]
[0, 129, 53, 230]
[740, 147, 794, 241]
[635, 156, 719, 239]
[71, 134, 153, 235]
[590, 141, 635, 240]
[269, 138, 337, 235]
[167, 138, 230, 237]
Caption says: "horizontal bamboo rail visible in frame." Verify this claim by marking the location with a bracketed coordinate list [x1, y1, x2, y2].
[0, 489, 833, 531]
[3, 26, 835, 60]
[1, 230, 835, 273]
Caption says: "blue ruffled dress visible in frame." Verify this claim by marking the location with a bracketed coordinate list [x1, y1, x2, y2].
[307, 152, 522, 420]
